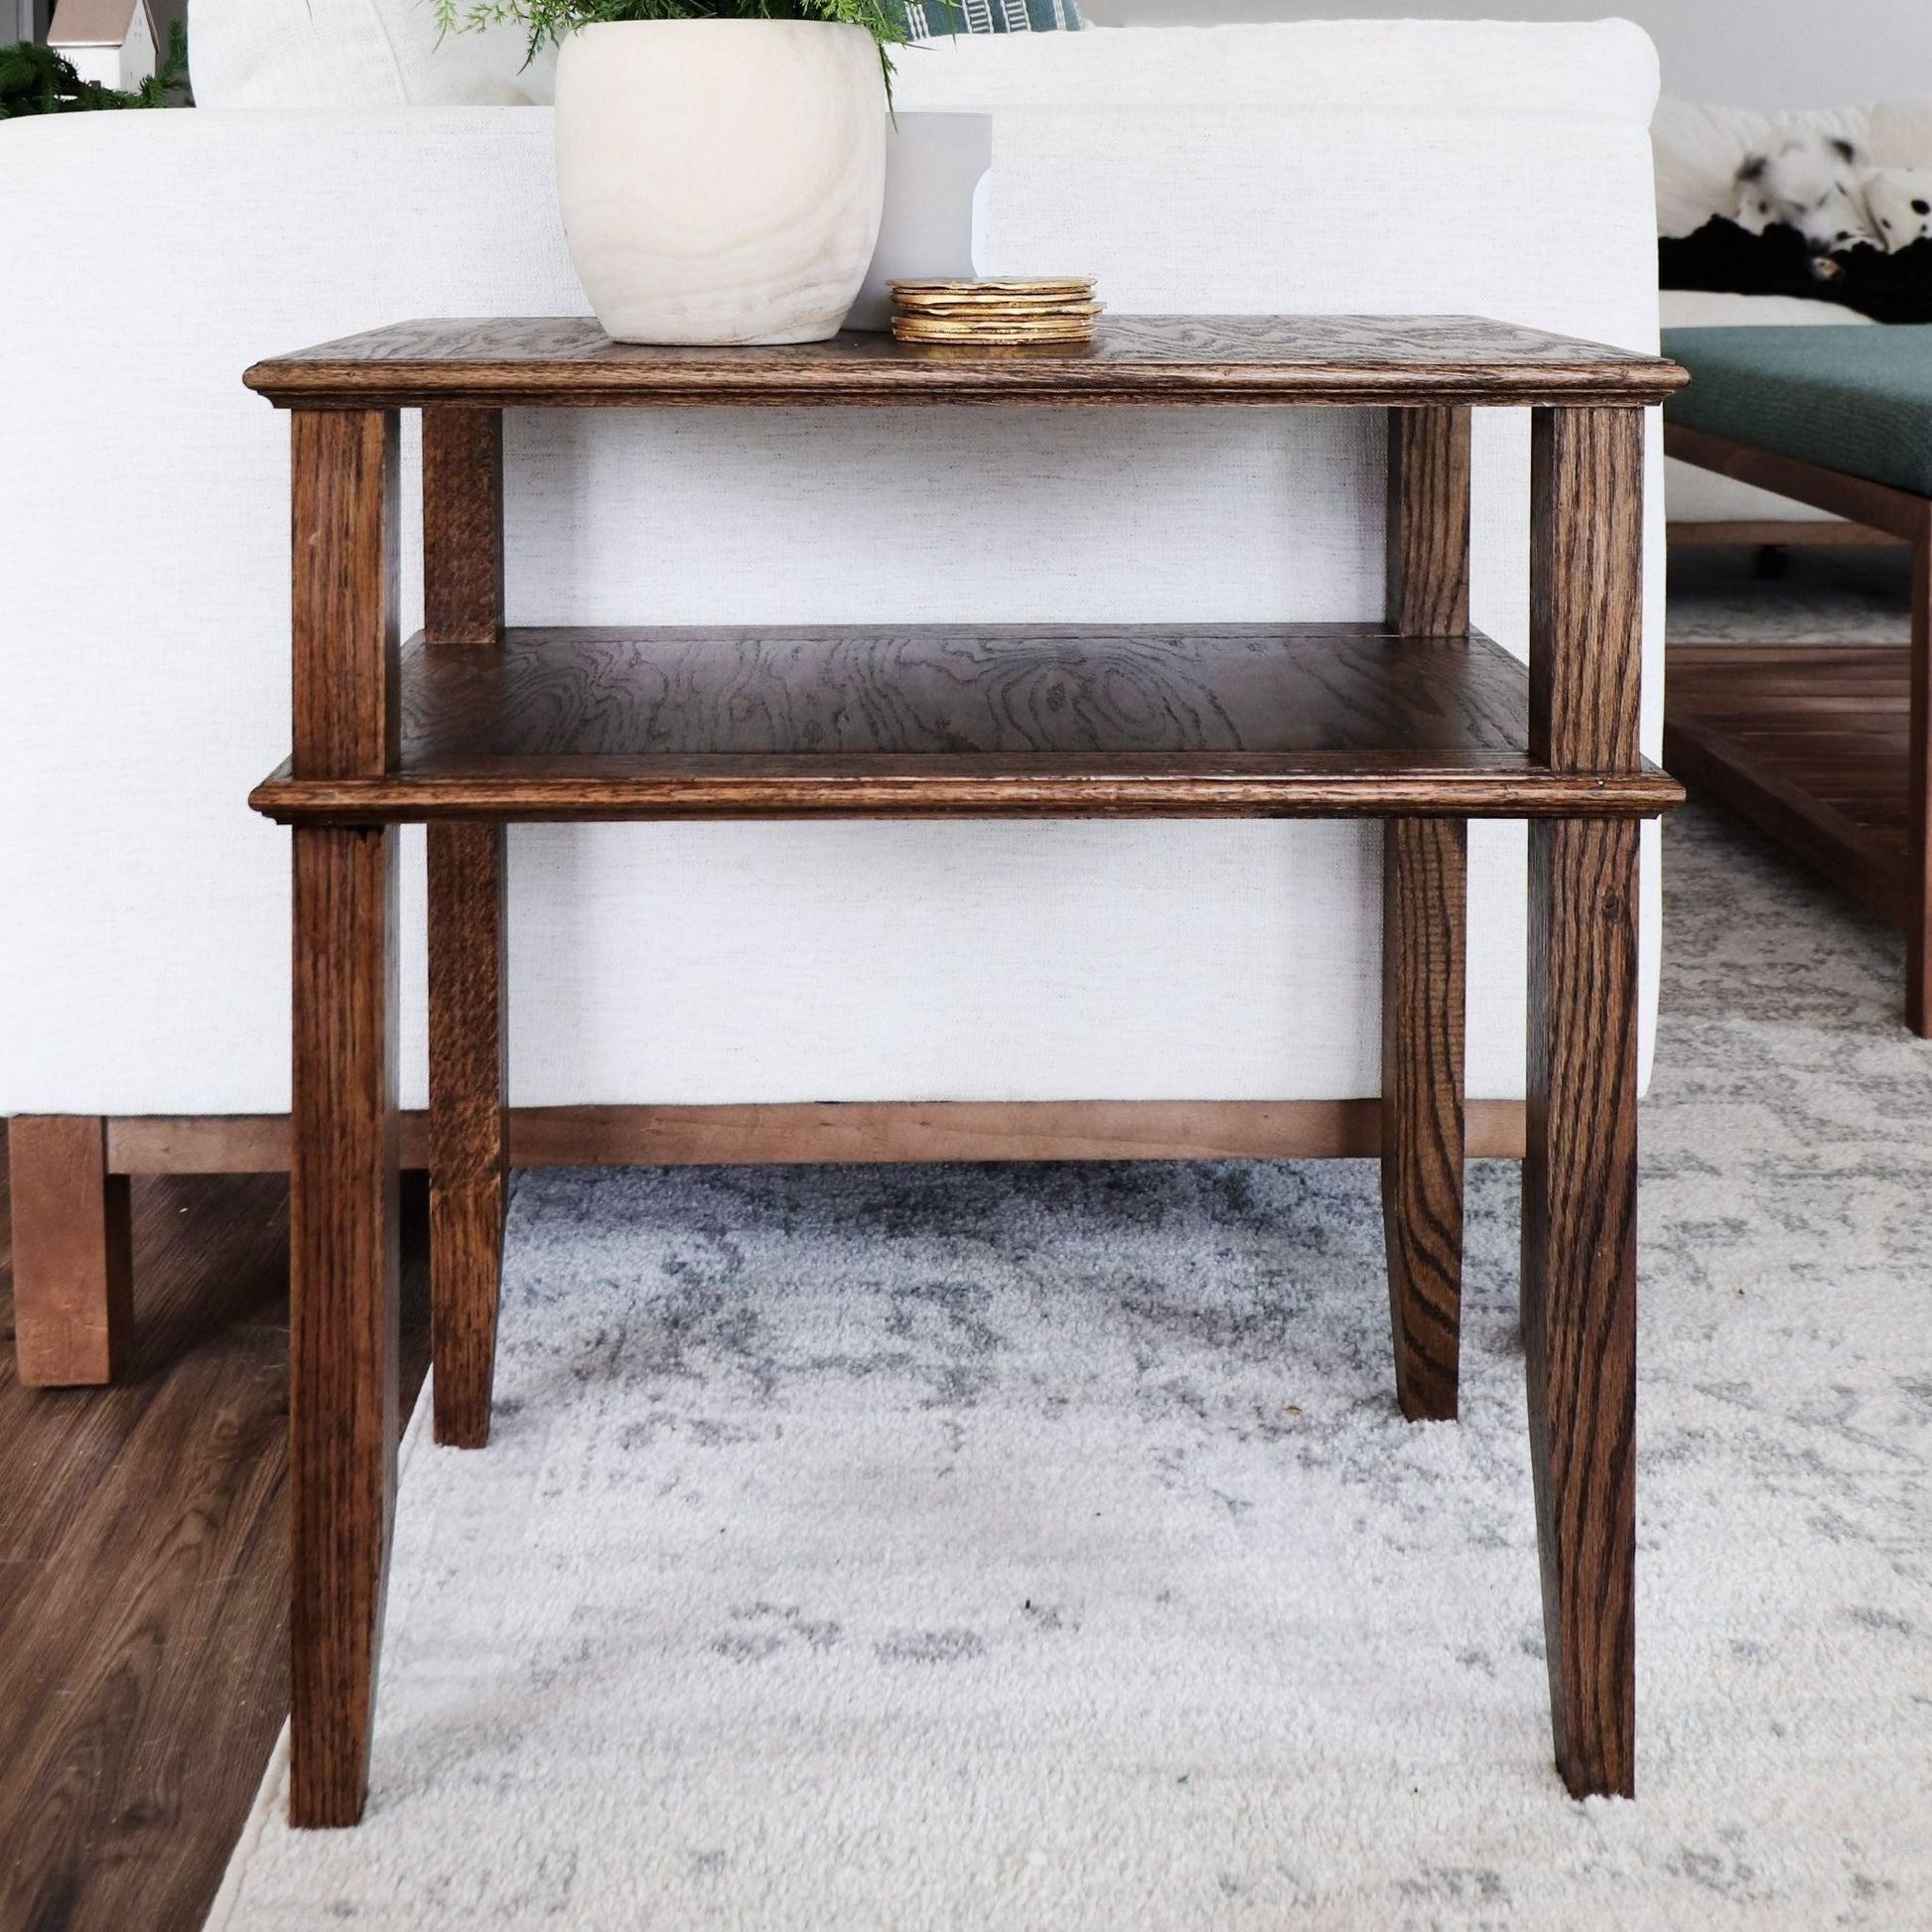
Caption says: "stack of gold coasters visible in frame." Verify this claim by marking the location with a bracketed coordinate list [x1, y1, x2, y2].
[889, 278, 1102, 345]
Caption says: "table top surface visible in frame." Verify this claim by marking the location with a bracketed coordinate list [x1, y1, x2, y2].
[245, 315, 1688, 409]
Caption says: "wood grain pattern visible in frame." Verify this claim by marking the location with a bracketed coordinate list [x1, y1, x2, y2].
[1522, 815, 1640, 1799]
[249, 624, 1684, 824]
[423, 408, 504, 647]
[243, 315, 1688, 412]
[292, 410, 400, 779]
[9, 1116, 132, 1387]
[1664, 424, 1927, 544]
[100, 1099, 1532, 1174]
[1522, 402, 1645, 1798]
[1380, 821, 1466, 1423]
[428, 823, 507, 1449]
[1665, 643, 1915, 929]
[0, 1134, 435, 1932]
[288, 826, 400, 1828]
[255, 754, 1681, 826]
[1531, 409, 1646, 773]
[1387, 408, 1471, 636]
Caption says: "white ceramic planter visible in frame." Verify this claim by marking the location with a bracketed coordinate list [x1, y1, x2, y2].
[554, 20, 890, 345]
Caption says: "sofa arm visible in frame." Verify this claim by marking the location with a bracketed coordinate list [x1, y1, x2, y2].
[0, 108, 582, 1114]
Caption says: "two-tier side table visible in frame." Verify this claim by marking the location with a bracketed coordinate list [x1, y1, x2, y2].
[244, 316, 1687, 1827]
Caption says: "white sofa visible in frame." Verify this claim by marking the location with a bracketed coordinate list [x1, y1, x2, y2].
[0, 19, 1670, 1309]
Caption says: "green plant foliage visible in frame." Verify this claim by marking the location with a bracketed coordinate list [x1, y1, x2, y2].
[432, 0, 909, 64]
[0, 20, 192, 118]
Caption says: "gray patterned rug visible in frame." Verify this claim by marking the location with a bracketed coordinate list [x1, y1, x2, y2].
[207, 799, 1932, 1930]
[1667, 541, 1913, 644]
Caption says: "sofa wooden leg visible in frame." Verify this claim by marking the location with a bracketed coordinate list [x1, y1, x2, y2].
[9, 1116, 133, 1387]
[428, 820, 508, 1449]
[1379, 819, 1466, 1423]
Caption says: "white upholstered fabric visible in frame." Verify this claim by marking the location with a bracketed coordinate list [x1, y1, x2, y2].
[0, 24, 1669, 1116]
[189, 0, 557, 107]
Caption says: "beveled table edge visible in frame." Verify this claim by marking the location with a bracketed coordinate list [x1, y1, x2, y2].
[249, 755, 1687, 825]
[244, 314, 1690, 411]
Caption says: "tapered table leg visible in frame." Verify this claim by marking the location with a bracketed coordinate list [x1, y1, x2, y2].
[1380, 818, 1466, 1422]
[422, 407, 509, 1447]
[429, 821, 508, 1448]
[1524, 405, 1645, 1798]
[1523, 818, 1639, 1797]
[289, 824, 401, 1828]
[286, 406, 401, 1828]
[1381, 407, 1472, 1420]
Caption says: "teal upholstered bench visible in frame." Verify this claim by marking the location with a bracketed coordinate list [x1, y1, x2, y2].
[1661, 325, 1932, 1034]
[1665, 325, 1932, 497]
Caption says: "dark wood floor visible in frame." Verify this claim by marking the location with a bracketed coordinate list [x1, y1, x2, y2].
[0, 1129, 430, 1932]
[1666, 641, 1914, 930]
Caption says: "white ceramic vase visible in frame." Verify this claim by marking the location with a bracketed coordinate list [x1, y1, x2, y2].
[554, 20, 890, 346]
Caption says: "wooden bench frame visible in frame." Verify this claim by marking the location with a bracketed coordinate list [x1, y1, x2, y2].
[1663, 422, 1932, 1035]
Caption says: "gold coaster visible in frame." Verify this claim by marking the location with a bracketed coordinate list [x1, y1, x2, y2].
[893, 317, 1096, 345]
[894, 298, 1105, 320]
[891, 277, 1094, 297]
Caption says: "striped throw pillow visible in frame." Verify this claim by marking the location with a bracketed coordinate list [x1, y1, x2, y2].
[899, 0, 1083, 38]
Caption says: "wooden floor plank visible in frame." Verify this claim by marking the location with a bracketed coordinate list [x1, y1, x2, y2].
[0, 1129, 430, 1932]
[1668, 641, 1914, 875]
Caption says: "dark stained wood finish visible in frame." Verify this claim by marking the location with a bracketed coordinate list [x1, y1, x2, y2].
[253, 316, 1685, 1821]
[244, 315, 1688, 413]
[292, 409, 400, 779]
[1380, 821, 1466, 1423]
[1665, 424, 1928, 545]
[422, 400, 511, 1446]
[1522, 815, 1641, 1799]
[1665, 644, 1916, 929]
[428, 824, 507, 1449]
[1910, 533, 1932, 1034]
[1522, 404, 1645, 1799]
[422, 407, 505, 647]
[1665, 421, 1932, 1033]
[99, 1098, 1532, 1173]
[8, 1117, 133, 1388]
[256, 752, 1679, 826]
[1668, 517, 1906, 550]
[288, 829, 400, 1829]
[1387, 408, 1471, 637]
[1380, 406, 1470, 1421]
[0, 1125, 434, 1932]
[250, 624, 1684, 824]
[1531, 409, 1646, 773]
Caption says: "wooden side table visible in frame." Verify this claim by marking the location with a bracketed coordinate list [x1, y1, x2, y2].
[245, 316, 1686, 1827]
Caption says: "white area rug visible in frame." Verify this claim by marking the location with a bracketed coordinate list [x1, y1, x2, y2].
[208, 803, 1932, 1930]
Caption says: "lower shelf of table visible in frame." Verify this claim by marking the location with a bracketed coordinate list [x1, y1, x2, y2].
[251, 622, 1684, 823]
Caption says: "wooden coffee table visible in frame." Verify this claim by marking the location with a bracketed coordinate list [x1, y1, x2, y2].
[245, 315, 1686, 1826]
